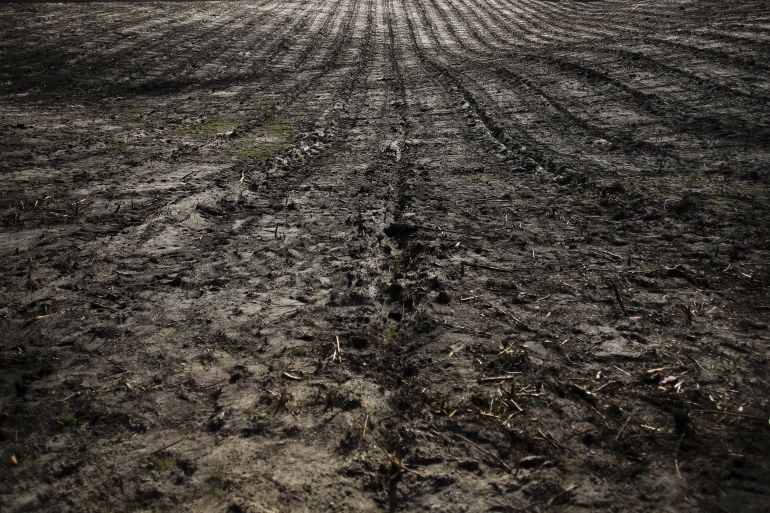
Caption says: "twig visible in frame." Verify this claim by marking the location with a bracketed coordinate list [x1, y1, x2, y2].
[457, 434, 513, 472]
[464, 261, 516, 274]
[32, 308, 70, 320]
[433, 430, 512, 472]
[610, 281, 628, 315]
[682, 350, 705, 371]
[591, 248, 623, 261]
[331, 336, 343, 363]
[537, 429, 565, 451]
[367, 429, 421, 477]
[148, 436, 186, 456]
[695, 410, 766, 421]
[484, 301, 528, 328]
[196, 379, 226, 391]
[91, 302, 118, 312]
[545, 484, 578, 509]
[59, 391, 80, 402]
[477, 374, 521, 384]
[613, 365, 631, 377]
[615, 415, 633, 441]
[593, 380, 617, 393]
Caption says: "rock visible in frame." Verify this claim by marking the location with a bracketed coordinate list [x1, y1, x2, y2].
[592, 138, 613, 150]
[384, 141, 401, 162]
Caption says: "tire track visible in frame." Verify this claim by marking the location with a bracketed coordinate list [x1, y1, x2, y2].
[130, 0, 317, 95]
[241, 0, 368, 184]
[413, 0, 768, 151]
[0, 4, 167, 63]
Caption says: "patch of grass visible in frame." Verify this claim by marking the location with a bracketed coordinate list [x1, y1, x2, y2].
[39, 130, 68, 141]
[56, 410, 78, 427]
[386, 325, 398, 345]
[232, 137, 292, 161]
[706, 195, 740, 208]
[169, 115, 243, 138]
[129, 134, 153, 146]
[152, 455, 175, 471]
[79, 134, 99, 146]
[111, 142, 132, 153]
[113, 109, 144, 124]
[264, 122, 291, 140]
[233, 143, 277, 160]
[468, 173, 495, 185]
[199, 466, 232, 497]
[390, 257, 401, 275]
[195, 119, 236, 134]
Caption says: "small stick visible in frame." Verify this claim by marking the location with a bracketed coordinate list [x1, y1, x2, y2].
[545, 484, 578, 509]
[593, 380, 617, 393]
[484, 301, 528, 328]
[149, 436, 186, 455]
[538, 429, 563, 450]
[682, 350, 705, 371]
[477, 374, 521, 383]
[331, 336, 343, 363]
[502, 413, 517, 426]
[59, 391, 80, 402]
[91, 302, 118, 312]
[33, 311, 59, 320]
[615, 415, 633, 441]
[367, 429, 421, 476]
[282, 372, 302, 381]
[613, 365, 631, 377]
[464, 262, 516, 274]
[450, 431, 513, 473]
[611, 281, 628, 315]
[695, 410, 766, 421]
[592, 248, 623, 261]
[196, 379, 226, 391]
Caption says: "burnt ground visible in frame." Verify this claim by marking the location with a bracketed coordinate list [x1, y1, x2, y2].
[1, 0, 769, 511]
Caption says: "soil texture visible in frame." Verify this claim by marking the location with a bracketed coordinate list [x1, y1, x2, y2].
[1, 1, 769, 512]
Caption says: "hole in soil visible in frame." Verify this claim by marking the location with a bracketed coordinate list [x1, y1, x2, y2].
[458, 460, 480, 472]
[384, 222, 418, 241]
[386, 283, 403, 302]
[351, 336, 369, 350]
[388, 310, 402, 321]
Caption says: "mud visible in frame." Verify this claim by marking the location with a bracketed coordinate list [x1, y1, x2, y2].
[1, 1, 769, 512]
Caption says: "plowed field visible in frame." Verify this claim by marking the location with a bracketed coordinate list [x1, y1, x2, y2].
[1, 1, 769, 512]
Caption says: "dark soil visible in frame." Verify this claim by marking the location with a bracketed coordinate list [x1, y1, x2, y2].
[1, 1, 769, 512]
